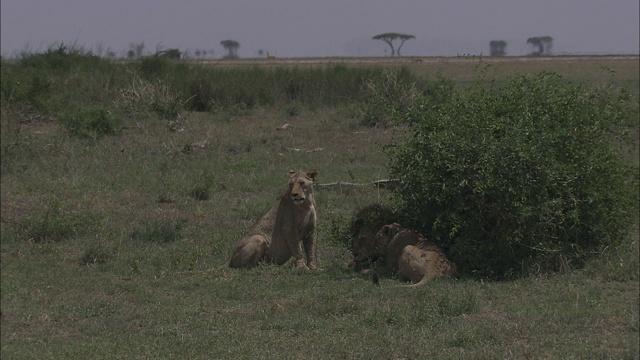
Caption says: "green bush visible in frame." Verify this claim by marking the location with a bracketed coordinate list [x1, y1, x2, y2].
[17, 44, 102, 72]
[1, 45, 124, 116]
[1, 64, 53, 111]
[59, 105, 121, 138]
[387, 72, 638, 279]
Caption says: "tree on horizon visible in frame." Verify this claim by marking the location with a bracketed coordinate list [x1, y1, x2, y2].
[372, 33, 415, 56]
[489, 40, 507, 56]
[527, 36, 553, 56]
[221, 39, 240, 59]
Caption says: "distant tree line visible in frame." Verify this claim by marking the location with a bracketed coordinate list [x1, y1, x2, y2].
[121, 40, 243, 60]
[488, 36, 554, 57]
[369, 32, 555, 57]
[10, 34, 560, 60]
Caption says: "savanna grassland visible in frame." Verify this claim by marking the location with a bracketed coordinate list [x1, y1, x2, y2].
[1, 51, 638, 359]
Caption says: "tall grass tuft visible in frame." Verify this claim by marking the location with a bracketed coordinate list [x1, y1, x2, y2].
[9, 199, 88, 243]
[130, 218, 187, 243]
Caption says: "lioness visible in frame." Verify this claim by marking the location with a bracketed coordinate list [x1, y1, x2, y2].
[228, 169, 319, 269]
[361, 223, 457, 287]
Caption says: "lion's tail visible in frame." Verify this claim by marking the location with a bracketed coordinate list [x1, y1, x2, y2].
[399, 275, 433, 288]
[377, 274, 434, 288]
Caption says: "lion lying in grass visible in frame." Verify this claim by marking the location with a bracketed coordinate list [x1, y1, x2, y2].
[347, 204, 396, 270]
[228, 169, 319, 269]
[353, 223, 456, 287]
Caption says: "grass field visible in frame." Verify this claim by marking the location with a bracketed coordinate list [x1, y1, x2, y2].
[195, 55, 640, 95]
[1, 55, 639, 359]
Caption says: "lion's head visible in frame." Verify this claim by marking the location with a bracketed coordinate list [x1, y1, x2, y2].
[287, 169, 317, 206]
[347, 204, 396, 269]
[351, 218, 402, 271]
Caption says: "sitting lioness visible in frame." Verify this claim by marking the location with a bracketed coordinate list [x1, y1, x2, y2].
[357, 223, 456, 287]
[229, 169, 319, 269]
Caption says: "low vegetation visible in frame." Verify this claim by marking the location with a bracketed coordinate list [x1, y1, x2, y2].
[1, 48, 638, 358]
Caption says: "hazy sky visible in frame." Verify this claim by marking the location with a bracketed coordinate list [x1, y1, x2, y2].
[2, 0, 639, 58]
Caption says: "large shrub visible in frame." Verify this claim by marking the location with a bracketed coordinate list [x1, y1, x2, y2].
[1, 45, 124, 115]
[387, 72, 637, 279]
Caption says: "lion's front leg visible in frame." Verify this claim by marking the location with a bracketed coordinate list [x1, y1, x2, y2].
[303, 230, 318, 269]
[290, 240, 308, 269]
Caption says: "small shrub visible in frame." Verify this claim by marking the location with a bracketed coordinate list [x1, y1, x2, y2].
[359, 67, 421, 127]
[157, 193, 175, 204]
[286, 104, 300, 117]
[59, 105, 121, 138]
[131, 218, 187, 243]
[188, 173, 214, 201]
[79, 246, 112, 265]
[387, 72, 638, 279]
[119, 76, 184, 121]
[189, 184, 211, 201]
[15, 199, 85, 242]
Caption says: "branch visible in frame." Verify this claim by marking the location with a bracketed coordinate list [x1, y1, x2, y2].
[317, 179, 399, 190]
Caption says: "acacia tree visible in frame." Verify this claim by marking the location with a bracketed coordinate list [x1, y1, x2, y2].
[527, 36, 553, 56]
[221, 39, 240, 59]
[372, 33, 415, 56]
[489, 40, 507, 56]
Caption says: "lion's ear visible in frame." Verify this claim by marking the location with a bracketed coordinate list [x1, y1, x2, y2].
[288, 170, 296, 178]
[306, 169, 318, 181]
